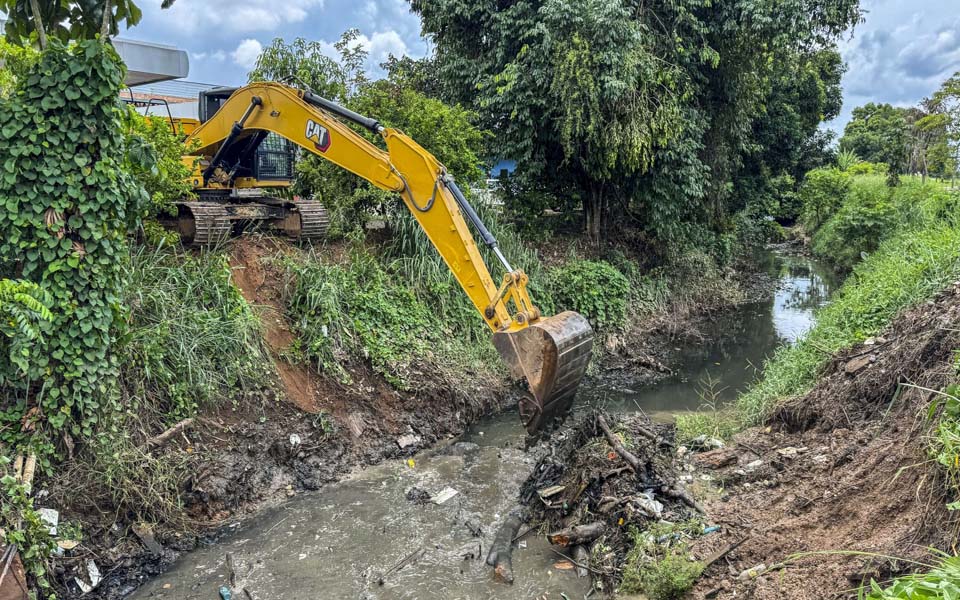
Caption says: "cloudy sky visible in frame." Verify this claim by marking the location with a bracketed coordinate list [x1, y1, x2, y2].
[129, 0, 960, 132]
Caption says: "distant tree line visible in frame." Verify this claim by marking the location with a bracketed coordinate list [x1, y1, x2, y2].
[840, 73, 960, 185]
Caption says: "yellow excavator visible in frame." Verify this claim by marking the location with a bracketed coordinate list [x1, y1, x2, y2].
[162, 82, 593, 433]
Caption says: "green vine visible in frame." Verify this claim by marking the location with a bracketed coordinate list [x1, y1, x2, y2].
[0, 39, 142, 461]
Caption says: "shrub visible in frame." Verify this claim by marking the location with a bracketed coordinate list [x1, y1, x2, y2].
[846, 161, 888, 176]
[620, 523, 705, 599]
[858, 552, 960, 599]
[799, 167, 851, 230]
[549, 260, 630, 331]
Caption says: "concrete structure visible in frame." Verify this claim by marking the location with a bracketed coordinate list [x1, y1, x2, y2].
[114, 37, 189, 87]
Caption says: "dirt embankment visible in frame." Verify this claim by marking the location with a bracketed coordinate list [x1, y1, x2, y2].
[52, 236, 510, 600]
[685, 282, 960, 598]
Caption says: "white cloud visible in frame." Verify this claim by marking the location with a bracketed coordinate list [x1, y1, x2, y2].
[149, 0, 324, 34]
[232, 39, 263, 69]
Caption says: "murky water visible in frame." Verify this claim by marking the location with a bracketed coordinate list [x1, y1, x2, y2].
[130, 251, 837, 600]
[595, 253, 839, 420]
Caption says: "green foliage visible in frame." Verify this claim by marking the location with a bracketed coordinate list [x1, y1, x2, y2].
[412, 0, 861, 243]
[549, 260, 629, 331]
[809, 175, 959, 271]
[841, 103, 910, 175]
[284, 246, 439, 388]
[0, 40, 141, 458]
[847, 161, 889, 176]
[858, 552, 960, 599]
[248, 37, 348, 101]
[928, 386, 960, 504]
[383, 202, 553, 346]
[799, 167, 851, 230]
[0, 37, 39, 96]
[0, 0, 145, 46]
[836, 149, 861, 171]
[120, 107, 194, 217]
[1, 457, 58, 597]
[675, 411, 739, 444]
[620, 522, 705, 599]
[0, 279, 53, 376]
[118, 245, 271, 422]
[738, 221, 960, 424]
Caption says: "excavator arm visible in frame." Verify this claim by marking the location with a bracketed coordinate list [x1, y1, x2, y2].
[185, 82, 594, 432]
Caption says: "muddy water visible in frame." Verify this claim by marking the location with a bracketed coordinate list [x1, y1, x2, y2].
[130, 252, 837, 600]
[131, 434, 591, 599]
[596, 253, 839, 420]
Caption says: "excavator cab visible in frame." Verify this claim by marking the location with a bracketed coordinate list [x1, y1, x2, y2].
[174, 82, 594, 432]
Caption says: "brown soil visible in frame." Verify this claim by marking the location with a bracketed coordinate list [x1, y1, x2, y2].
[686, 282, 960, 599]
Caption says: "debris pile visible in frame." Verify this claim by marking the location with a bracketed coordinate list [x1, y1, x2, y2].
[518, 411, 701, 594]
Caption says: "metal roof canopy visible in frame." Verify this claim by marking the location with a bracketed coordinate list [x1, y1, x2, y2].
[114, 37, 189, 87]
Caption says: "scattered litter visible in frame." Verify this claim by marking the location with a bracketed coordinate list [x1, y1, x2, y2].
[132, 522, 164, 555]
[406, 459, 415, 468]
[538, 485, 566, 500]
[397, 434, 421, 449]
[518, 540, 527, 549]
[776, 447, 799, 459]
[431, 487, 459, 505]
[632, 494, 664, 518]
[219, 585, 232, 600]
[737, 563, 767, 580]
[75, 560, 102, 594]
[37, 508, 58, 535]
[289, 433, 302, 447]
[690, 435, 725, 451]
[58, 539, 80, 551]
[703, 525, 721, 535]
[745, 459, 764, 471]
[553, 560, 575, 570]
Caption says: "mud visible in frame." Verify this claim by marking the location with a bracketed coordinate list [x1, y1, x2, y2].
[685, 281, 960, 599]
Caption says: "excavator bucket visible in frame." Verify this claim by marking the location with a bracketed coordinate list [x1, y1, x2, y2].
[493, 311, 594, 433]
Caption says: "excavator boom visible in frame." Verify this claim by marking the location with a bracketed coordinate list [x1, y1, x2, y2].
[183, 82, 594, 432]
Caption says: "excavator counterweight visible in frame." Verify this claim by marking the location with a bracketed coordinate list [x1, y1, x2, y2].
[174, 82, 594, 432]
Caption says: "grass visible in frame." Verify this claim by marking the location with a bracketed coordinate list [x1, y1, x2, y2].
[282, 240, 498, 389]
[620, 521, 705, 599]
[118, 243, 273, 422]
[737, 220, 960, 425]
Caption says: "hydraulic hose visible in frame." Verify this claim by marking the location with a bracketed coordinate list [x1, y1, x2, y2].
[444, 176, 513, 273]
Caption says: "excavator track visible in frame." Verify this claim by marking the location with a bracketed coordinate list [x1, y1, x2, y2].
[294, 200, 330, 240]
[178, 202, 233, 246]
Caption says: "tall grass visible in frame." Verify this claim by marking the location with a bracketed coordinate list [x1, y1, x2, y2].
[737, 222, 960, 425]
[382, 201, 554, 344]
[118, 243, 272, 422]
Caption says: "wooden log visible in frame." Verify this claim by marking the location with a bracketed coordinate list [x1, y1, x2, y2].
[486, 508, 524, 584]
[547, 522, 606, 547]
[572, 544, 591, 578]
[596, 415, 643, 472]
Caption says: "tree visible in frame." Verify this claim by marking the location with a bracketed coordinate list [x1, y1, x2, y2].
[0, 0, 146, 48]
[840, 103, 909, 178]
[932, 71, 960, 184]
[248, 37, 348, 101]
[411, 0, 862, 246]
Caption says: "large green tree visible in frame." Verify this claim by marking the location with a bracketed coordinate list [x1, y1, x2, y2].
[839, 103, 909, 169]
[411, 0, 861, 247]
[0, 0, 144, 48]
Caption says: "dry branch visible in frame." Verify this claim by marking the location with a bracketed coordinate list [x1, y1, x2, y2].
[486, 508, 524, 584]
[144, 418, 195, 450]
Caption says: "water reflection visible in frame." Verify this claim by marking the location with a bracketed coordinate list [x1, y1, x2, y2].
[594, 252, 839, 419]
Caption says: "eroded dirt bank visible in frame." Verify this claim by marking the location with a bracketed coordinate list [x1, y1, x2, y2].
[684, 282, 960, 598]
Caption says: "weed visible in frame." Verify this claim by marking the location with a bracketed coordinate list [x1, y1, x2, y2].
[0, 456, 58, 597]
[118, 244, 272, 422]
[620, 521, 705, 599]
[856, 550, 960, 599]
[676, 374, 740, 443]
[550, 260, 630, 331]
